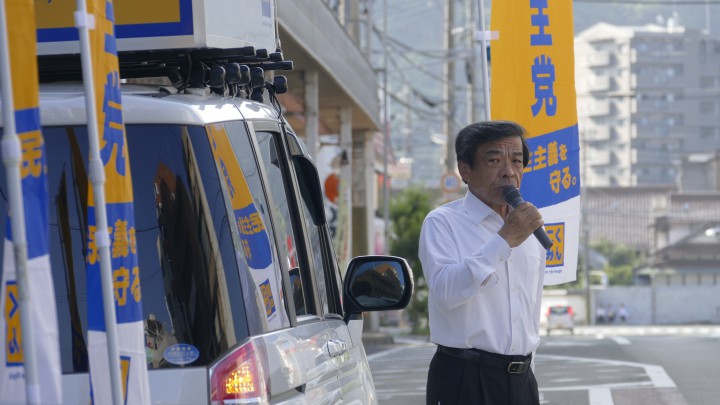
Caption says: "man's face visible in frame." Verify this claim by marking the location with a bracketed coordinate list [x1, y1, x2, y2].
[458, 136, 525, 213]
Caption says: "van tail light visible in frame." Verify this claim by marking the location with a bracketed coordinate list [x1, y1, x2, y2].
[568, 307, 574, 316]
[209, 340, 269, 404]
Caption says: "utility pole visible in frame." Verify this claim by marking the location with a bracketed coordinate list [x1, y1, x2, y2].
[403, 85, 411, 157]
[382, 0, 390, 254]
[443, 0, 456, 174]
[583, 200, 592, 325]
[477, 0, 491, 120]
[466, 0, 476, 124]
[365, 0, 373, 57]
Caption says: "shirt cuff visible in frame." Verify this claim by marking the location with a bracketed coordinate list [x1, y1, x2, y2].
[462, 234, 511, 293]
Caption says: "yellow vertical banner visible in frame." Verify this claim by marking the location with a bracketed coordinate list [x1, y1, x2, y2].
[82, 0, 151, 403]
[0, 0, 62, 402]
[491, 0, 580, 285]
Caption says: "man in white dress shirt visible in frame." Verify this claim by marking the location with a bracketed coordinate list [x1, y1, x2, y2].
[419, 120, 546, 404]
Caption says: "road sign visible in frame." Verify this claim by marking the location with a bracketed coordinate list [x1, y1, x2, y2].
[441, 172, 461, 194]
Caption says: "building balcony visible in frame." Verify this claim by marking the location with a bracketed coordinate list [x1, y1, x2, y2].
[633, 99, 673, 113]
[587, 149, 614, 166]
[584, 125, 612, 141]
[586, 101, 612, 117]
[632, 149, 674, 164]
[587, 51, 612, 68]
[588, 76, 613, 93]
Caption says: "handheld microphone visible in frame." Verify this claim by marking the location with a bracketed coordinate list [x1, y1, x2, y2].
[502, 186, 554, 249]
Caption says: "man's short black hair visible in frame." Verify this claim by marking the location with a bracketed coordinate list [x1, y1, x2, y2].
[455, 120, 530, 168]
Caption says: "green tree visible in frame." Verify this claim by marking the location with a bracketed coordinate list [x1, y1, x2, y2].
[547, 239, 638, 290]
[591, 240, 640, 286]
[389, 187, 437, 333]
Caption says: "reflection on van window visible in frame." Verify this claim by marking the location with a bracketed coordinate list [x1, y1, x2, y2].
[253, 130, 313, 317]
[293, 164, 331, 316]
[0, 125, 252, 372]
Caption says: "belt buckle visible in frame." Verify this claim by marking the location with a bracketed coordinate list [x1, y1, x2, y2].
[507, 361, 527, 374]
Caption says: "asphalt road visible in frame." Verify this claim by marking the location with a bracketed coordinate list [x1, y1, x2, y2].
[365, 325, 720, 404]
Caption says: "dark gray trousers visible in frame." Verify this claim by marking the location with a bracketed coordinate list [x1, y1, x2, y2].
[426, 347, 540, 405]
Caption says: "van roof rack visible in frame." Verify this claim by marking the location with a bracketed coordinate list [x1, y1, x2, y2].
[38, 46, 293, 95]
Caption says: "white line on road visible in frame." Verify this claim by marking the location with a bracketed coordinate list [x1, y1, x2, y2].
[611, 337, 631, 345]
[538, 354, 677, 389]
[589, 387, 614, 405]
[645, 365, 676, 388]
[366, 346, 410, 361]
[540, 381, 653, 392]
[366, 340, 434, 362]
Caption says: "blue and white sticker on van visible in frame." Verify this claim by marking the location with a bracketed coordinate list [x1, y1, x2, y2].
[163, 344, 200, 366]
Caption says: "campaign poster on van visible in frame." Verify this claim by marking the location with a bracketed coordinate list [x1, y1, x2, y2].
[206, 124, 288, 330]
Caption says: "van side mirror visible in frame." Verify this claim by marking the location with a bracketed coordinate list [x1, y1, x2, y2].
[343, 256, 414, 314]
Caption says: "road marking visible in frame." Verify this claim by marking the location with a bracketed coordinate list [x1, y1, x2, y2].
[540, 381, 654, 392]
[366, 346, 409, 361]
[542, 340, 596, 347]
[539, 354, 677, 389]
[611, 337, 631, 345]
[589, 387, 613, 405]
[574, 326, 720, 336]
[645, 365, 676, 388]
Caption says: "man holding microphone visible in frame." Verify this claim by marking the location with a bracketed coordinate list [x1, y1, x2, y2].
[419, 120, 547, 405]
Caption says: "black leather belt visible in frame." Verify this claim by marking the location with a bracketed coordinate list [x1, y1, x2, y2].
[437, 345, 532, 374]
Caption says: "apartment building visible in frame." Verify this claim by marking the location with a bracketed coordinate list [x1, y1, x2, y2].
[575, 22, 720, 187]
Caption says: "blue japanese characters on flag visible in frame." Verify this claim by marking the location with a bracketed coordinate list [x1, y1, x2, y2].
[520, 126, 581, 208]
[86, 204, 142, 332]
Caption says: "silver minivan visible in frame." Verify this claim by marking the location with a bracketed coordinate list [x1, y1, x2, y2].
[0, 77, 412, 404]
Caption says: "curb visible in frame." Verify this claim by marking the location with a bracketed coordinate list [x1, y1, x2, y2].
[361, 332, 395, 346]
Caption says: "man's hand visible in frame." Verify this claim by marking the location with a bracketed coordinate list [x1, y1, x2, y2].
[497, 202, 544, 248]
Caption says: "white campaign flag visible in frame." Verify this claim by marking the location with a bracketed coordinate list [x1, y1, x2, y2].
[0, 0, 62, 403]
[80, 0, 151, 403]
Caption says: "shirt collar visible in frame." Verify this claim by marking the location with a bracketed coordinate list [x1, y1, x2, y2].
[462, 190, 498, 224]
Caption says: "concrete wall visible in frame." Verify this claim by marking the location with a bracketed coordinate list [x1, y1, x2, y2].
[592, 286, 651, 324]
[592, 285, 720, 325]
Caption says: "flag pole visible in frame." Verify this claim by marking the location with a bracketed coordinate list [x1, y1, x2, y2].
[74, 1, 124, 403]
[477, 0, 491, 120]
[0, 1, 41, 403]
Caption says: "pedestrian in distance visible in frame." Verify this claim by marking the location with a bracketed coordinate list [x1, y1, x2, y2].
[419, 120, 546, 405]
[618, 303, 629, 323]
[596, 305, 606, 324]
[607, 303, 616, 324]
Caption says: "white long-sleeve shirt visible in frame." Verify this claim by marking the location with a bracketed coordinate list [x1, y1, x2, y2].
[419, 191, 546, 356]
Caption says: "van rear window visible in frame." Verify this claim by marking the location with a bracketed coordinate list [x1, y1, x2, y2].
[0, 124, 251, 372]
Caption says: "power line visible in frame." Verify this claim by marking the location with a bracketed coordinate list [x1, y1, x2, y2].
[574, 0, 720, 4]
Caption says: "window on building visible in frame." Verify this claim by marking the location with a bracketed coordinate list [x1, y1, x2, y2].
[655, 126, 669, 136]
[700, 76, 716, 87]
[701, 127, 718, 139]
